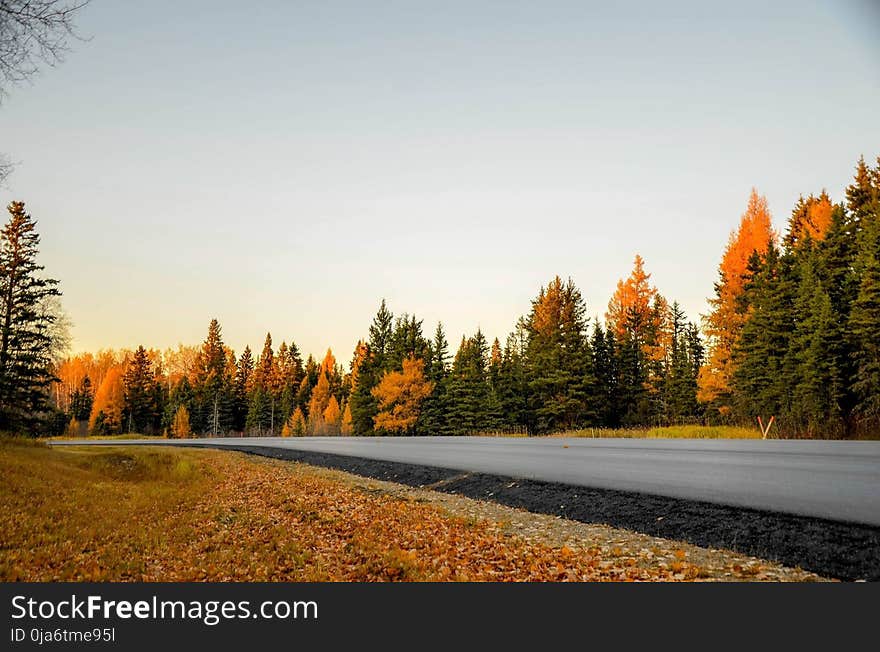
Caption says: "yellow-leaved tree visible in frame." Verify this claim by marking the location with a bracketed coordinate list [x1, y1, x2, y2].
[371, 356, 434, 434]
[88, 366, 125, 434]
[322, 396, 341, 435]
[282, 407, 307, 437]
[340, 401, 353, 435]
[170, 405, 191, 439]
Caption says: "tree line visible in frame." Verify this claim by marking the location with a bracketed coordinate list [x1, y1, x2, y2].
[1, 155, 878, 438]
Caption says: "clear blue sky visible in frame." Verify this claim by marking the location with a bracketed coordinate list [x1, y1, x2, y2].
[1, 0, 878, 362]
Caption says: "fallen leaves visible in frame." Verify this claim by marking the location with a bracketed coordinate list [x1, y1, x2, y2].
[0, 441, 827, 582]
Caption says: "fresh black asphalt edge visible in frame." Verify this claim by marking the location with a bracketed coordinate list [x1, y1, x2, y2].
[187, 442, 879, 581]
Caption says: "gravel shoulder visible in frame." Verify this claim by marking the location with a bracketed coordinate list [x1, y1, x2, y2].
[301, 461, 826, 582]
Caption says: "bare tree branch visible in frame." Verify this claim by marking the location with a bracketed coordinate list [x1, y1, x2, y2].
[0, 0, 90, 99]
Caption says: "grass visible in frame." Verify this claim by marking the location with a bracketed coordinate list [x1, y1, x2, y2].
[476, 424, 764, 439]
[557, 425, 764, 439]
[0, 437, 728, 582]
[45, 433, 158, 441]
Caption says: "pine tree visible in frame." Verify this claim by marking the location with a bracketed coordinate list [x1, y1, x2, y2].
[246, 385, 270, 436]
[731, 243, 796, 427]
[785, 248, 847, 436]
[590, 322, 619, 427]
[664, 303, 702, 422]
[194, 319, 233, 435]
[496, 319, 530, 432]
[387, 314, 429, 370]
[252, 333, 279, 434]
[616, 314, 650, 427]
[69, 375, 93, 421]
[525, 276, 595, 432]
[122, 346, 160, 434]
[163, 376, 194, 434]
[418, 323, 451, 435]
[349, 300, 394, 435]
[446, 330, 500, 434]
[232, 345, 254, 432]
[849, 209, 880, 431]
[0, 201, 61, 433]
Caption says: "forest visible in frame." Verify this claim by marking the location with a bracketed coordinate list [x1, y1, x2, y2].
[1, 156, 879, 439]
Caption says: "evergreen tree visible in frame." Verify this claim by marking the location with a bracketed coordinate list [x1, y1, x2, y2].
[232, 345, 254, 432]
[496, 319, 530, 432]
[0, 201, 61, 433]
[69, 375, 93, 421]
[246, 385, 270, 436]
[785, 247, 847, 436]
[849, 210, 880, 431]
[122, 346, 160, 434]
[387, 314, 429, 369]
[590, 322, 619, 427]
[194, 319, 233, 435]
[349, 300, 394, 435]
[731, 243, 796, 426]
[525, 277, 594, 433]
[446, 330, 500, 434]
[616, 312, 650, 427]
[418, 322, 452, 435]
[664, 303, 701, 422]
[163, 376, 194, 434]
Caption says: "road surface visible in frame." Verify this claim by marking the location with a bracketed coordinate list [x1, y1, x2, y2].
[52, 436, 880, 527]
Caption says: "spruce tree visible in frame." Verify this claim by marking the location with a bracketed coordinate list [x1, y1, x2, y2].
[122, 346, 160, 434]
[194, 319, 233, 435]
[163, 376, 194, 434]
[232, 346, 254, 432]
[850, 212, 880, 431]
[665, 302, 701, 422]
[496, 319, 530, 432]
[524, 277, 594, 433]
[590, 322, 619, 427]
[418, 322, 451, 435]
[349, 300, 394, 435]
[731, 244, 796, 427]
[0, 201, 61, 433]
[785, 248, 847, 436]
[69, 375, 93, 421]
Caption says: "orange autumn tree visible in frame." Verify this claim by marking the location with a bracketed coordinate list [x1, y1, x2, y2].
[307, 369, 332, 434]
[700, 188, 776, 407]
[372, 356, 434, 434]
[784, 190, 834, 249]
[340, 401, 353, 435]
[606, 255, 656, 338]
[89, 365, 125, 434]
[323, 395, 341, 433]
[605, 254, 671, 365]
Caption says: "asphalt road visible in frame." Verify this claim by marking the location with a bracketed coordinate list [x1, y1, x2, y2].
[53, 436, 880, 527]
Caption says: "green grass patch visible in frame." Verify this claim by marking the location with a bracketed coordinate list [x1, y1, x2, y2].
[552, 425, 763, 439]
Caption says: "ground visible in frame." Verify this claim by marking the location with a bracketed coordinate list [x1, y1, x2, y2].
[0, 438, 824, 582]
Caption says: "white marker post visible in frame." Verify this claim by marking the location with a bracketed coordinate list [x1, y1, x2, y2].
[757, 415, 775, 439]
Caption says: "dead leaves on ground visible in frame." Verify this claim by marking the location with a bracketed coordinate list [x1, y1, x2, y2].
[0, 444, 808, 582]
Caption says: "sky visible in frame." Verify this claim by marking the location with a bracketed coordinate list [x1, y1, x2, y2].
[1, 0, 878, 363]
